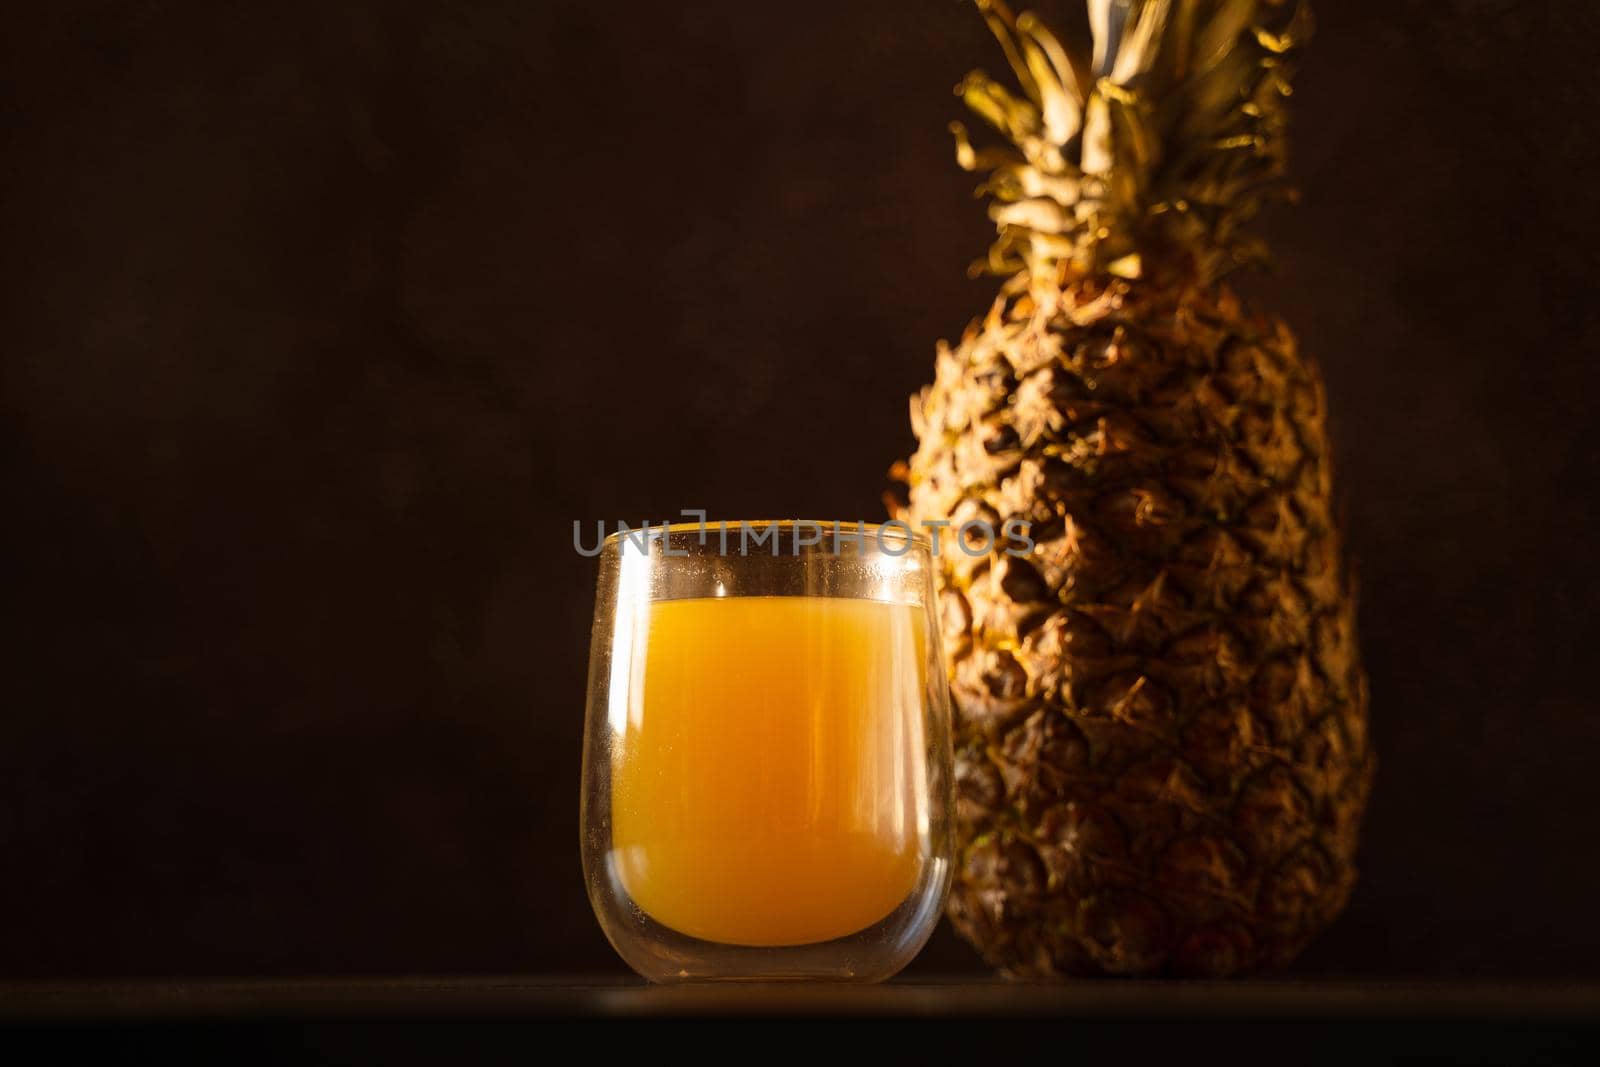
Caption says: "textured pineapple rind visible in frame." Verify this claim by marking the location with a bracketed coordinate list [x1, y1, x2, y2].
[905, 273, 1373, 978]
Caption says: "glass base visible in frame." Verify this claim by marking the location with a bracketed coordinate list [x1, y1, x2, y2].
[590, 856, 951, 983]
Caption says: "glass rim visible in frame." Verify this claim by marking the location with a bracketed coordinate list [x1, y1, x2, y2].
[600, 518, 932, 550]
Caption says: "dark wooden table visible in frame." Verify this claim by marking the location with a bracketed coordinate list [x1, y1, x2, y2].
[5, 977, 1598, 1062]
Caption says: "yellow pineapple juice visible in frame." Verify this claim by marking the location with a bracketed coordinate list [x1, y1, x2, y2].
[609, 595, 929, 947]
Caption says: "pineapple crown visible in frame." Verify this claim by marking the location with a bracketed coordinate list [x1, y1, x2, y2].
[955, 0, 1312, 285]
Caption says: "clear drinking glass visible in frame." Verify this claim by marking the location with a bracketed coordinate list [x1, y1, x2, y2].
[580, 520, 955, 982]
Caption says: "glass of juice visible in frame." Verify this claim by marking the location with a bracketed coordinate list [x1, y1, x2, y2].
[580, 520, 955, 981]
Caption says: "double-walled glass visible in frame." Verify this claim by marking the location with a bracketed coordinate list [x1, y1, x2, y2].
[580, 520, 954, 981]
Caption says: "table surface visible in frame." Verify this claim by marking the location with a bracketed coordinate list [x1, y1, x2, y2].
[7, 977, 1598, 1064]
[5, 975, 1600, 1022]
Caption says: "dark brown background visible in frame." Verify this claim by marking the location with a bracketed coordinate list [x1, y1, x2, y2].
[3, 0, 1598, 981]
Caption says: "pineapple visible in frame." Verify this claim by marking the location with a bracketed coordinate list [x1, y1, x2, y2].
[898, 0, 1372, 977]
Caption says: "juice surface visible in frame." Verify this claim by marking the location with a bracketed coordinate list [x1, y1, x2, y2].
[610, 596, 928, 947]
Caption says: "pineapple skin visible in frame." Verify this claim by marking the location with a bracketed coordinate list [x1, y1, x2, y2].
[905, 271, 1373, 977]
